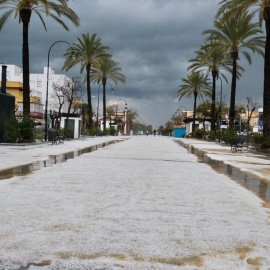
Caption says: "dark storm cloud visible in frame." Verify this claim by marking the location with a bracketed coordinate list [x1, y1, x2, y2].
[0, 0, 263, 127]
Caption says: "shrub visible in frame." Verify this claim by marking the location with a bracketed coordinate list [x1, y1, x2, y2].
[221, 129, 239, 144]
[193, 129, 206, 139]
[252, 133, 264, 147]
[4, 116, 34, 143]
[109, 128, 116, 136]
[88, 127, 99, 136]
[4, 117, 21, 143]
[33, 126, 45, 141]
[61, 127, 72, 139]
[19, 117, 35, 142]
[208, 130, 217, 141]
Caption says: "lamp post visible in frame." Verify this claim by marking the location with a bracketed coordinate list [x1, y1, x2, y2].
[172, 106, 187, 123]
[44, 40, 74, 142]
[174, 106, 187, 115]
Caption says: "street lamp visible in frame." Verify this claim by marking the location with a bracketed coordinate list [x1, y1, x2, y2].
[174, 105, 187, 115]
[44, 40, 75, 141]
[172, 106, 187, 122]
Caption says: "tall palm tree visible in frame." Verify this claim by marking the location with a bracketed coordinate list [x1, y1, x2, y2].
[0, 0, 80, 117]
[188, 41, 232, 131]
[217, 0, 270, 140]
[62, 33, 110, 129]
[177, 71, 212, 134]
[90, 56, 126, 131]
[203, 10, 265, 129]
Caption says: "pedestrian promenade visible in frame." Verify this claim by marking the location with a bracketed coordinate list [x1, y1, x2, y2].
[0, 136, 270, 270]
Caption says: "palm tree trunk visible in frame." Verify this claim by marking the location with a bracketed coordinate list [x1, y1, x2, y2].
[211, 70, 217, 131]
[86, 64, 93, 129]
[20, 9, 31, 117]
[192, 92, 198, 134]
[102, 78, 107, 132]
[263, 10, 270, 140]
[229, 51, 238, 129]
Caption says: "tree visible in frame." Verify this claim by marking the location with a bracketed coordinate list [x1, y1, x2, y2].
[62, 33, 110, 129]
[246, 97, 259, 147]
[106, 105, 115, 130]
[188, 41, 232, 131]
[90, 56, 126, 131]
[52, 79, 66, 129]
[61, 77, 84, 130]
[126, 108, 138, 131]
[196, 100, 212, 131]
[0, 0, 80, 117]
[52, 77, 84, 133]
[211, 8, 265, 129]
[177, 71, 212, 134]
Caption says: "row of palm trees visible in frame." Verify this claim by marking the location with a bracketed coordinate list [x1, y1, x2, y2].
[0, 0, 126, 131]
[178, 1, 269, 142]
[62, 33, 126, 131]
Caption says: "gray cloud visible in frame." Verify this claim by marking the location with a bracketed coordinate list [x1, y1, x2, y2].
[0, 0, 264, 128]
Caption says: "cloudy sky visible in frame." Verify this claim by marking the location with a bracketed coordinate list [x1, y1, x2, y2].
[0, 0, 265, 128]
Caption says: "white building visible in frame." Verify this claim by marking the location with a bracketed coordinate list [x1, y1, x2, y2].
[30, 67, 71, 113]
[253, 108, 263, 133]
[0, 65, 71, 115]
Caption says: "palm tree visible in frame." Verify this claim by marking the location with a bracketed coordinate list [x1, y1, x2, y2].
[0, 0, 80, 117]
[203, 10, 265, 129]
[188, 41, 232, 131]
[90, 56, 126, 131]
[177, 71, 212, 134]
[217, 0, 270, 140]
[62, 33, 110, 129]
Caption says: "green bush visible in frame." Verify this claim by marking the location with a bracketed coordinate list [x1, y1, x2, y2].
[193, 129, 206, 139]
[4, 117, 21, 143]
[19, 117, 34, 142]
[60, 127, 72, 139]
[109, 128, 116, 136]
[4, 116, 34, 143]
[33, 127, 45, 141]
[208, 130, 217, 141]
[103, 128, 116, 136]
[221, 129, 239, 144]
[252, 133, 263, 146]
[87, 127, 99, 136]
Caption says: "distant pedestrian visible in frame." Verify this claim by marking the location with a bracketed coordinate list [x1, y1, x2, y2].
[153, 130, 156, 136]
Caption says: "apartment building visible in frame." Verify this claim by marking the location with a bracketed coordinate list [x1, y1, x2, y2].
[0, 65, 71, 122]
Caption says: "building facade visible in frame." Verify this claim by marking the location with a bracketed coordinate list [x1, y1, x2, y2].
[0, 65, 72, 123]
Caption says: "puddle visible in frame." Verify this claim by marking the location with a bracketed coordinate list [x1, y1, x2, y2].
[0, 140, 122, 181]
[175, 140, 270, 202]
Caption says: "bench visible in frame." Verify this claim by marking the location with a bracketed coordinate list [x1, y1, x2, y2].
[231, 138, 245, 152]
[48, 129, 64, 145]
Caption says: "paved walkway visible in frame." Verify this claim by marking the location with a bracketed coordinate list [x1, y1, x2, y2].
[0, 136, 270, 269]
[177, 138, 270, 185]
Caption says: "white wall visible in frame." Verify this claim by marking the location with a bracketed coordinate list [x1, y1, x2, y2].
[60, 116, 81, 139]
[30, 67, 71, 113]
[0, 65, 72, 114]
